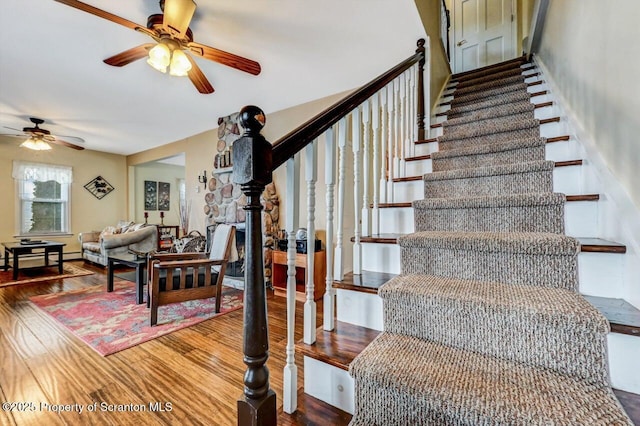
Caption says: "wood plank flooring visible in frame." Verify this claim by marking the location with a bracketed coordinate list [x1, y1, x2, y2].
[2, 261, 639, 425]
[0, 260, 349, 426]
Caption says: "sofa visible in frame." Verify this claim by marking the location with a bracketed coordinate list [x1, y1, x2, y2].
[79, 221, 158, 266]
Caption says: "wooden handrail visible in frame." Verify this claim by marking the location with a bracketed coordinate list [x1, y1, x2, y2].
[272, 39, 426, 170]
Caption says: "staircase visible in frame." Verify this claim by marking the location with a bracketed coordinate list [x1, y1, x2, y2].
[297, 57, 639, 424]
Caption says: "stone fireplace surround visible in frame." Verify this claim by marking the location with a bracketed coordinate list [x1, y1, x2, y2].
[204, 175, 279, 286]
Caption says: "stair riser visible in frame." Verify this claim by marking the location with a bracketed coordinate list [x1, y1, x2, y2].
[579, 252, 626, 299]
[336, 288, 384, 331]
[432, 145, 545, 172]
[406, 139, 579, 177]
[608, 333, 640, 394]
[424, 169, 553, 198]
[392, 166, 582, 203]
[436, 120, 562, 148]
[382, 289, 609, 386]
[380, 201, 598, 237]
[400, 247, 578, 290]
[362, 243, 401, 274]
[379, 201, 598, 238]
[304, 357, 355, 414]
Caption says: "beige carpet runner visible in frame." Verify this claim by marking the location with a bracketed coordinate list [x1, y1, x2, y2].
[348, 58, 632, 425]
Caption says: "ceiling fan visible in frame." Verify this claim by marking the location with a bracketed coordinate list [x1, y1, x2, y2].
[1, 117, 85, 151]
[54, 0, 261, 94]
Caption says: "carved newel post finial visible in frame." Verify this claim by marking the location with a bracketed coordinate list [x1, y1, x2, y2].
[232, 105, 277, 426]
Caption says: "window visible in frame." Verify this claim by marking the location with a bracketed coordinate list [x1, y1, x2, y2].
[12, 161, 73, 236]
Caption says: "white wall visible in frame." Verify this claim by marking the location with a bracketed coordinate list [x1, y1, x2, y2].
[536, 0, 640, 210]
[535, 0, 640, 308]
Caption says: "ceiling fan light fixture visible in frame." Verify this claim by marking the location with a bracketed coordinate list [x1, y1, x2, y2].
[147, 42, 171, 73]
[20, 137, 52, 151]
[169, 49, 192, 76]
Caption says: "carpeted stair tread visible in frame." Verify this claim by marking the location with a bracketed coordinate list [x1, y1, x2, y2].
[349, 333, 633, 426]
[446, 90, 532, 116]
[380, 275, 610, 385]
[399, 231, 579, 289]
[398, 231, 579, 255]
[412, 193, 565, 233]
[442, 101, 535, 127]
[452, 58, 526, 81]
[451, 82, 528, 106]
[452, 74, 526, 96]
[431, 137, 546, 171]
[423, 160, 554, 198]
[438, 116, 540, 142]
[454, 67, 526, 89]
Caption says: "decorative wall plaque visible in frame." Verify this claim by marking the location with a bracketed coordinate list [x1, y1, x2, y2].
[84, 176, 114, 200]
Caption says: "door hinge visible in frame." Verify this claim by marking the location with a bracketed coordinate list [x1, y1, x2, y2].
[511, 14, 514, 22]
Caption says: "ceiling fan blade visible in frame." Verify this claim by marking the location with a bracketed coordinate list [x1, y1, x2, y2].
[163, 0, 196, 37]
[54, 0, 146, 32]
[186, 54, 214, 94]
[188, 42, 261, 75]
[104, 44, 155, 67]
[2, 126, 25, 134]
[50, 137, 85, 150]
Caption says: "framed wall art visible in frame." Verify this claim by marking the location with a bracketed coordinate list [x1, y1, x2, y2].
[158, 181, 171, 211]
[144, 180, 157, 210]
[84, 175, 115, 200]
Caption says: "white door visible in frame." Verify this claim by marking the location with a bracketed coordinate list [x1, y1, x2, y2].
[452, 0, 516, 73]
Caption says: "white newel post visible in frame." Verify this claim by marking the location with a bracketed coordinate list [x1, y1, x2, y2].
[283, 154, 300, 414]
[304, 140, 317, 345]
[361, 99, 371, 238]
[352, 107, 362, 275]
[333, 117, 347, 281]
[323, 126, 336, 331]
[372, 93, 381, 235]
[386, 84, 395, 202]
[380, 88, 388, 204]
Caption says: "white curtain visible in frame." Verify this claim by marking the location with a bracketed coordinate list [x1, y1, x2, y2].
[12, 161, 73, 183]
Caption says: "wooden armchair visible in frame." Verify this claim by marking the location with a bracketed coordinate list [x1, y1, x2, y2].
[148, 224, 236, 326]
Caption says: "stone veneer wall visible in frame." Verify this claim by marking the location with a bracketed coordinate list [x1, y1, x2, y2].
[204, 176, 279, 285]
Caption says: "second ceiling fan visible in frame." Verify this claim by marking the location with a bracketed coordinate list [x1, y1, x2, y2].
[55, 0, 261, 94]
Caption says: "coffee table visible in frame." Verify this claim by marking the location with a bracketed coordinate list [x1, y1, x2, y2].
[107, 253, 148, 304]
[2, 240, 65, 280]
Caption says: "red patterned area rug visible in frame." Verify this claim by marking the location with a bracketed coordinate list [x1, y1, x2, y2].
[0, 263, 94, 288]
[29, 281, 243, 356]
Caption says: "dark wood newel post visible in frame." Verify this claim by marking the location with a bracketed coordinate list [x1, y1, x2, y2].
[416, 38, 426, 140]
[232, 105, 277, 426]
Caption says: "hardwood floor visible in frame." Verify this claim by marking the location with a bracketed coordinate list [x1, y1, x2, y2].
[1, 261, 638, 425]
[0, 261, 348, 426]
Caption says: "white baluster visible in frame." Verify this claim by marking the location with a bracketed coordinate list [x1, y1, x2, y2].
[333, 117, 347, 281]
[361, 99, 371, 238]
[324, 126, 336, 331]
[372, 93, 381, 235]
[387, 84, 395, 202]
[404, 70, 411, 165]
[393, 78, 401, 182]
[283, 154, 300, 414]
[380, 88, 388, 204]
[410, 65, 417, 155]
[304, 140, 317, 345]
[399, 73, 407, 176]
[352, 107, 362, 275]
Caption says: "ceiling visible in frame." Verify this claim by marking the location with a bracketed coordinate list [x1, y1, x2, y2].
[0, 0, 426, 155]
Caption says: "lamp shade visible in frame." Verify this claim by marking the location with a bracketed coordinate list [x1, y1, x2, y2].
[169, 50, 192, 77]
[20, 137, 52, 151]
[147, 43, 171, 73]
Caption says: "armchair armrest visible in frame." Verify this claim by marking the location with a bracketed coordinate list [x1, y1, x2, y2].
[101, 226, 157, 249]
[78, 231, 100, 244]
